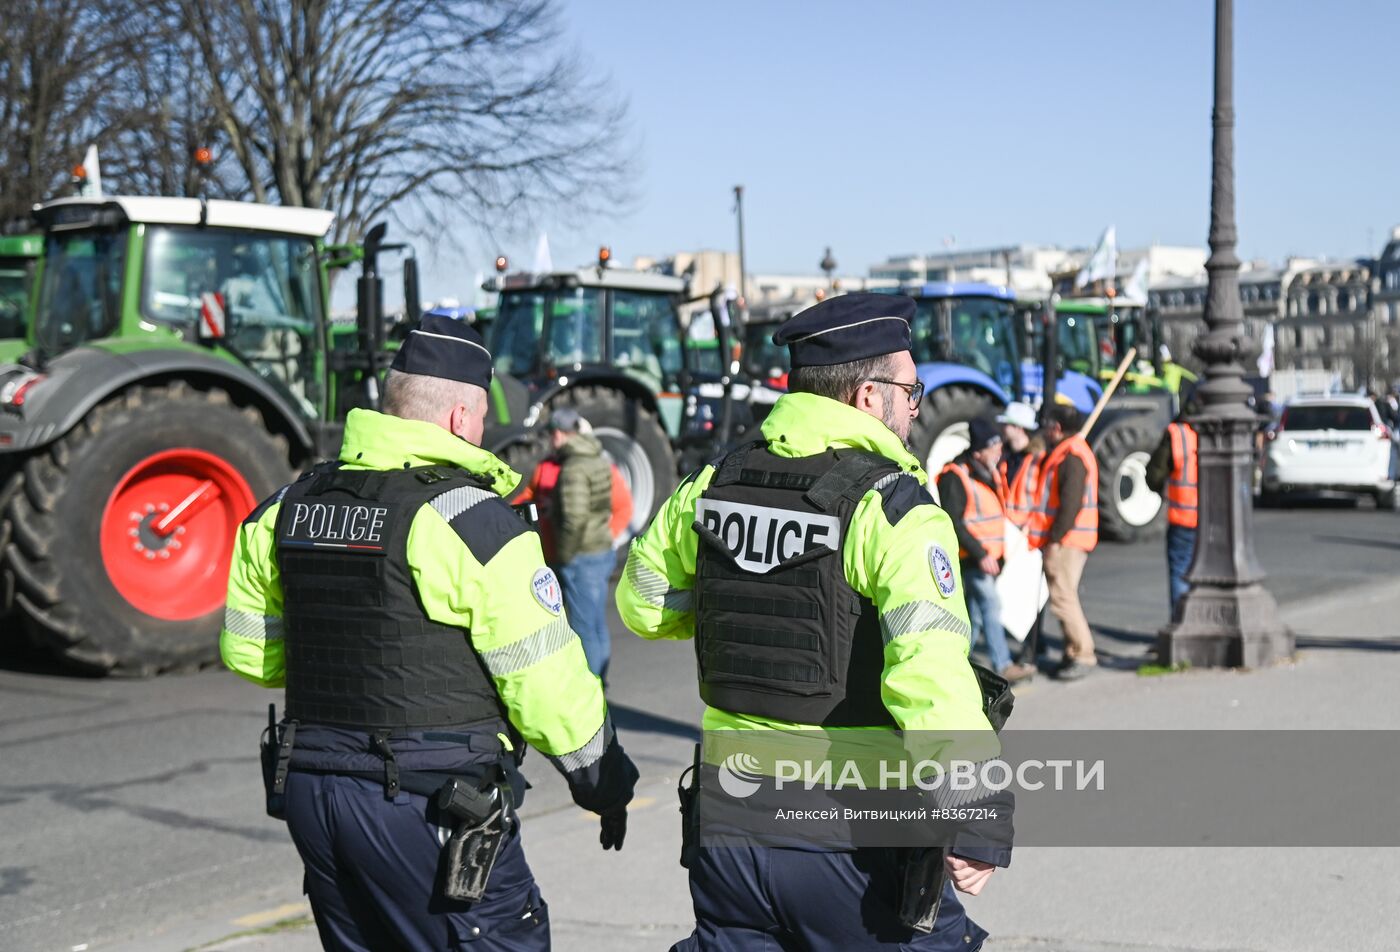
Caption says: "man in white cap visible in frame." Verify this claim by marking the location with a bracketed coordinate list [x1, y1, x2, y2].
[996, 402, 1047, 667]
[995, 402, 1042, 533]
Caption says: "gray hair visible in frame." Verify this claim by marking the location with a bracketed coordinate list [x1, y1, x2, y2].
[787, 354, 896, 404]
[381, 369, 485, 422]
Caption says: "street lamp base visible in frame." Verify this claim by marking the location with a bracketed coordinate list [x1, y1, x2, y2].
[1158, 582, 1295, 668]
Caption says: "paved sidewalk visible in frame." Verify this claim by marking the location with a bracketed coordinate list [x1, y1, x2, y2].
[168, 578, 1399, 952]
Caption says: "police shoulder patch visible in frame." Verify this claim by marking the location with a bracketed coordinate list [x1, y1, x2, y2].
[928, 544, 957, 598]
[531, 567, 563, 615]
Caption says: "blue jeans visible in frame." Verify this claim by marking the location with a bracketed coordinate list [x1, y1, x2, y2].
[963, 565, 1012, 673]
[558, 548, 617, 679]
[1166, 524, 1197, 617]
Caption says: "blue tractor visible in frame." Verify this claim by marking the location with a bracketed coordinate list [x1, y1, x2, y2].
[900, 282, 1103, 476]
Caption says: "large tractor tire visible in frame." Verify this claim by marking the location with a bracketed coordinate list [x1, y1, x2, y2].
[909, 385, 1003, 481]
[0, 463, 20, 618]
[549, 386, 676, 534]
[1093, 417, 1165, 543]
[4, 382, 294, 675]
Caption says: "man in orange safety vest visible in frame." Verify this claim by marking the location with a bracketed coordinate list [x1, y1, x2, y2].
[1027, 403, 1099, 681]
[1147, 410, 1198, 618]
[937, 417, 1036, 683]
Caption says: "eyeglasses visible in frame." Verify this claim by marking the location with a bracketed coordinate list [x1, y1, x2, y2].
[865, 377, 925, 407]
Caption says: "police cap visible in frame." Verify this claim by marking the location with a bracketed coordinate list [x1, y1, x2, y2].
[772, 293, 914, 368]
[389, 314, 493, 389]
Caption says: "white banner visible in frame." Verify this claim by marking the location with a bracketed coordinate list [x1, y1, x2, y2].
[996, 520, 1047, 639]
[1075, 225, 1117, 290]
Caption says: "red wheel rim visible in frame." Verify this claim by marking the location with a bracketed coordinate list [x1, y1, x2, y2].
[99, 448, 256, 621]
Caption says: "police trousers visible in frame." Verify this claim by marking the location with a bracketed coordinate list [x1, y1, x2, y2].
[284, 772, 549, 951]
[671, 845, 988, 951]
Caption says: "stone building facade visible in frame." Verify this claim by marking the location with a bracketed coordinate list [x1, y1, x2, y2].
[1146, 263, 1299, 372]
[1371, 227, 1400, 389]
[1275, 262, 1373, 386]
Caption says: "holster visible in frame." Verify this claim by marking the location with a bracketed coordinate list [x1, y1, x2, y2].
[897, 662, 1013, 932]
[441, 808, 507, 903]
[259, 704, 296, 820]
[677, 743, 701, 869]
[438, 775, 511, 903]
[897, 846, 949, 934]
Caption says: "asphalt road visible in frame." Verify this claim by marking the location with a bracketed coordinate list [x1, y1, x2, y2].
[1051, 500, 1399, 667]
[0, 503, 1395, 952]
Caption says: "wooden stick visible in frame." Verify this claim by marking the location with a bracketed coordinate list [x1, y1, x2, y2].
[1080, 347, 1138, 436]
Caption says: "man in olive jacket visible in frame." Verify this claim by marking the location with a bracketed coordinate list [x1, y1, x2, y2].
[542, 408, 621, 680]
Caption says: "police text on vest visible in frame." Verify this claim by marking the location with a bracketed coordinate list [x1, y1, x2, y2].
[286, 502, 389, 548]
[695, 499, 840, 574]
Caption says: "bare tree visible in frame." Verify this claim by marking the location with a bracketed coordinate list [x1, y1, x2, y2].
[0, 0, 145, 228]
[0, 0, 252, 226]
[171, 0, 631, 246]
[97, 12, 253, 200]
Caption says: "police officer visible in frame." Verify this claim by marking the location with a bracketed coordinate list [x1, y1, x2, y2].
[222, 315, 638, 952]
[616, 294, 1007, 950]
[1146, 405, 1199, 616]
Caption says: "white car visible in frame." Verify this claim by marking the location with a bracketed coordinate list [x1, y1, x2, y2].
[1261, 395, 1399, 508]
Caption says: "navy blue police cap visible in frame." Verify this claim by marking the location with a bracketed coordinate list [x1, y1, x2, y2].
[389, 314, 493, 388]
[772, 293, 914, 368]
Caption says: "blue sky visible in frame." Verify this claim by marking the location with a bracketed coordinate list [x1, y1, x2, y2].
[416, 0, 1400, 302]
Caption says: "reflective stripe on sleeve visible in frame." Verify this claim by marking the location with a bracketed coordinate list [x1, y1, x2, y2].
[430, 485, 496, 523]
[926, 759, 1001, 808]
[626, 556, 693, 613]
[222, 607, 284, 642]
[548, 719, 613, 773]
[479, 617, 578, 677]
[881, 600, 972, 645]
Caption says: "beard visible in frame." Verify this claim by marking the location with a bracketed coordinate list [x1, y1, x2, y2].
[879, 387, 911, 444]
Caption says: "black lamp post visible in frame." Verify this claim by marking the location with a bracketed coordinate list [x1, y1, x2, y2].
[733, 185, 748, 308]
[820, 247, 837, 289]
[1158, 0, 1293, 668]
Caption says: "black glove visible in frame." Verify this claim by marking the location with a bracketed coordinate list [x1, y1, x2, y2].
[600, 807, 628, 851]
[567, 737, 640, 814]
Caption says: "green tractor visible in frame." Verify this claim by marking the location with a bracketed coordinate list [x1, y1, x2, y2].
[732, 301, 801, 431]
[481, 259, 751, 531]
[1097, 301, 1196, 395]
[1016, 296, 1180, 542]
[0, 196, 419, 674]
[739, 303, 795, 391]
[0, 234, 42, 363]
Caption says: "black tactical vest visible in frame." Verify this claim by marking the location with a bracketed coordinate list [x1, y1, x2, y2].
[692, 443, 902, 727]
[274, 464, 505, 731]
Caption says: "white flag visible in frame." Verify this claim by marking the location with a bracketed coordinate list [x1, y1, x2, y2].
[1122, 257, 1149, 305]
[1075, 225, 1117, 290]
[81, 144, 103, 198]
[531, 232, 552, 273]
[1257, 322, 1275, 378]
